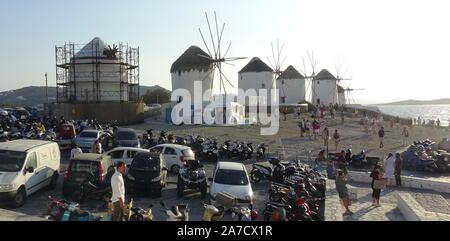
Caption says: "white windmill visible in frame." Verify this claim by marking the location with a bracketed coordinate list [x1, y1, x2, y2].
[333, 56, 364, 105]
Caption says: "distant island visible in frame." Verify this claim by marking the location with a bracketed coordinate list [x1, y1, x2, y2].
[376, 98, 450, 106]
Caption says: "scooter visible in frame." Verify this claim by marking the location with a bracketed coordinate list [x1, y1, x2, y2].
[250, 158, 285, 183]
[160, 201, 189, 221]
[129, 204, 154, 221]
[46, 196, 102, 221]
[256, 143, 267, 160]
[202, 203, 225, 221]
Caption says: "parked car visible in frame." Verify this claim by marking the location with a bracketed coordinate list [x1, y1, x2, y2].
[0, 140, 60, 207]
[75, 129, 103, 152]
[209, 162, 253, 206]
[125, 152, 168, 197]
[113, 128, 140, 148]
[149, 144, 195, 174]
[56, 123, 77, 150]
[104, 147, 150, 166]
[62, 153, 114, 202]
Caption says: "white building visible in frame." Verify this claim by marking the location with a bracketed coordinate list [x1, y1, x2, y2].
[170, 46, 214, 103]
[68, 37, 132, 102]
[311, 69, 338, 106]
[337, 85, 346, 105]
[276, 65, 306, 105]
[238, 57, 275, 106]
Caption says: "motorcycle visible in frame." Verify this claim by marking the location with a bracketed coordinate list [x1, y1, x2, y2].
[230, 204, 258, 221]
[250, 158, 286, 183]
[129, 204, 154, 221]
[46, 196, 102, 221]
[71, 172, 112, 203]
[239, 142, 253, 161]
[200, 143, 219, 162]
[160, 201, 189, 221]
[346, 149, 367, 168]
[256, 143, 267, 161]
[202, 203, 225, 221]
[177, 160, 207, 198]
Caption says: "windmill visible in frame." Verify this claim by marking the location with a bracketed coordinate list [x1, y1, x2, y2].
[333, 56, 364, 105]
[266, 40, 287, 99]
[298, 51, 319, 104]
[197, 12, 247, 97]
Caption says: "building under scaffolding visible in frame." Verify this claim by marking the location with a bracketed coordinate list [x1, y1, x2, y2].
[51, 37, 144, 124]
[55, 37, 140, 103]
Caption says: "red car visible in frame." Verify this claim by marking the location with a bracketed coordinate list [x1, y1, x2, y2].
[57, 124, 76, 149]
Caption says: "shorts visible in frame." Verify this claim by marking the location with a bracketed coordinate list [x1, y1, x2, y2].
[338, 190, 349, 199]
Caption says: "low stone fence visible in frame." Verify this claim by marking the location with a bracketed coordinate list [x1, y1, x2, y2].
[397, 193, 450, 221]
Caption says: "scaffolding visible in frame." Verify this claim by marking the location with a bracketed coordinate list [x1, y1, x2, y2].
[55, 40, 139, 103]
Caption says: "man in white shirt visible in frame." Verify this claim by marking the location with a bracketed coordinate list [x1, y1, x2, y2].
[70, 144, 83, 159]
[111, 161, 126, 221]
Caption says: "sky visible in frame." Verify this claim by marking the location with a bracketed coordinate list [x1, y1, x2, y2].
[0, 0, 449, 104]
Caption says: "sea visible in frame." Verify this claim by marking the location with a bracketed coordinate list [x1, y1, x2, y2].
[375, 104, 450, 127]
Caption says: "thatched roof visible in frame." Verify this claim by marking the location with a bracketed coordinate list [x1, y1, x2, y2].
[170, 46, 213, 73]
[277, 65, 305, 80]
[313, 69, 337, 81]
[239, 57, 273, 74]
[337, 85, 345, 93]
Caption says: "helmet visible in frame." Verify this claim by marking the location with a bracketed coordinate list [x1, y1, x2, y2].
[250, 210, 258, 221]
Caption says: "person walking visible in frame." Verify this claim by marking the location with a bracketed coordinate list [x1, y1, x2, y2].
[333, 129, 341, 151]
[299, 119, 306, 137]
[312, 119, 320, 140]
[282, 107, 288, 121]
[335, 170, 353, 216]
[111, 162, 127, 221]
[394, 153, 402, 187]
[401, 127, 409, 146]
[384, 153, 395, 186]
[390, 118, 394, 129]
[322, 127, 330, 148]
[91, 139, 103, 154]
[378, 126, 385, 148]
[370, 163, 384, 207]
[70, 144, 83, 159]
[437, 118, 441, 127]
[306, 120, 312, 140]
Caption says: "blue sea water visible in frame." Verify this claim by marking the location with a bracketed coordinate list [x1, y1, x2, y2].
[375, 104, 450, 127]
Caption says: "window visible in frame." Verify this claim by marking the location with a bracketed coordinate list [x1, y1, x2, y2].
[150, 146, 163, 154]
[131, 156, 160, 171]
[178, 70, 181, 76]
[214, 169, 249, 185]
[25, 152, 38, 170]
[164, 147, 176, 155]
[126, 151, 138, 159]
[0, 150, 26, 172]
[116, 131, 137, 140]
[80, 131, 98, 138]
[281, 97, 286, 103]
[262, 83, 266, 88]
[110, 150, 124, 159]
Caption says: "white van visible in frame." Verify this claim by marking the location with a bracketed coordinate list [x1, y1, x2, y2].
[0, 140, 60, 207]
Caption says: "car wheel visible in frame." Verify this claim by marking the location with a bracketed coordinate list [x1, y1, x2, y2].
[171, 165, 180, 174]
[48, 172, 58, 190]
[12, 187, 26, 208]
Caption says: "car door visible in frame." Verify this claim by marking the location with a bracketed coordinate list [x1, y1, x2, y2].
[23, 152, 41, 195]
[162, 147, 179, 170]
[36, 147, 53, 190]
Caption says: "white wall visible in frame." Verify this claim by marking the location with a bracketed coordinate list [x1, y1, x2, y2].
[171, 69, 214, 103]
[277, 78, 306, 104]
[338, 92, 346, 105]
[311, 79, 338, 105]
[69, 58, 129, 102]
[238, 71, 276, 106]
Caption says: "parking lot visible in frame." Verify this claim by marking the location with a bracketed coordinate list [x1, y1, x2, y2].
[0, 149, 274, 221]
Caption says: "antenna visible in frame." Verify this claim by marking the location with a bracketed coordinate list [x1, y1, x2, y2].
[197, 11, 247, 96]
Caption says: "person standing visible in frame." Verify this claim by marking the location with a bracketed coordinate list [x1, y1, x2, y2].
[341, 110, 345, 124]
[417, 116, 422, 126]
[333, 129, 341, 151]
[282, 107, 288, 121]
[401, 127, 409, 146]
[378, 126, 385, 148]
[394, 153, 402, 187]
[111, 162, 126, 221]
[70, 144, 83, 159]
[335, 170, 353, 216]
[91, 139, 103, 154]
[370, 163, 384, 207]
[306, 120, 312, 140]
[322, 127, 330, 147]
[437, 118, 441, 127]
[389, 118, 394, 129]
[384, 153, 395, 186]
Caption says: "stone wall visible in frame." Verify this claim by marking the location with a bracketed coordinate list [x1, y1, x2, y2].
[397, 193, 450, 221]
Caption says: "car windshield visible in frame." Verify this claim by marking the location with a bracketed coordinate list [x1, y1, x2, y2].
[131, 156, 159, 171]
[0, 150, 26, 172]
[117, 131, 137, 140]
[79, 132, 97, 138]
[214, 169, 249, 185]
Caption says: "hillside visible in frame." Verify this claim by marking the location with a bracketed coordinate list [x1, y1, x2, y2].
[0, 85, 169, 107]
[377, 98, 450, 106]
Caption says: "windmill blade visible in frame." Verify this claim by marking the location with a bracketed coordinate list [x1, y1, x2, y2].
[219, 68, 235, 88]
[198, 28, 213, 57]
[224, 57, 247, 61]
[197, 54, 214, 60]
[223, 62, 235, 66]
[217, 22, 226, 58]
[277, 42, 285, 70]
[223, 42, 232, 59]
[271, 42, 277, 70]
[205, 12, 218, 58]
[214, 12, 222, 58]
[266, 57, 276, 70]
[280, 55, 288, 70]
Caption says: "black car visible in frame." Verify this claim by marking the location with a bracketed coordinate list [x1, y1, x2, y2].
[126, 152, 168, 197]
[113, 128, 140, 148]
[62, 153, 114, 202]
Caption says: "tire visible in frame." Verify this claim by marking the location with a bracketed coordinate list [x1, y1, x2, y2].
[250, 171, 262, 183]
[200, 181, 207, 199]
[171, 165, 180, 174]
[177, 176, 184, 197]
[12, 187, 26, 208]
[48, 172, 58, 190]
